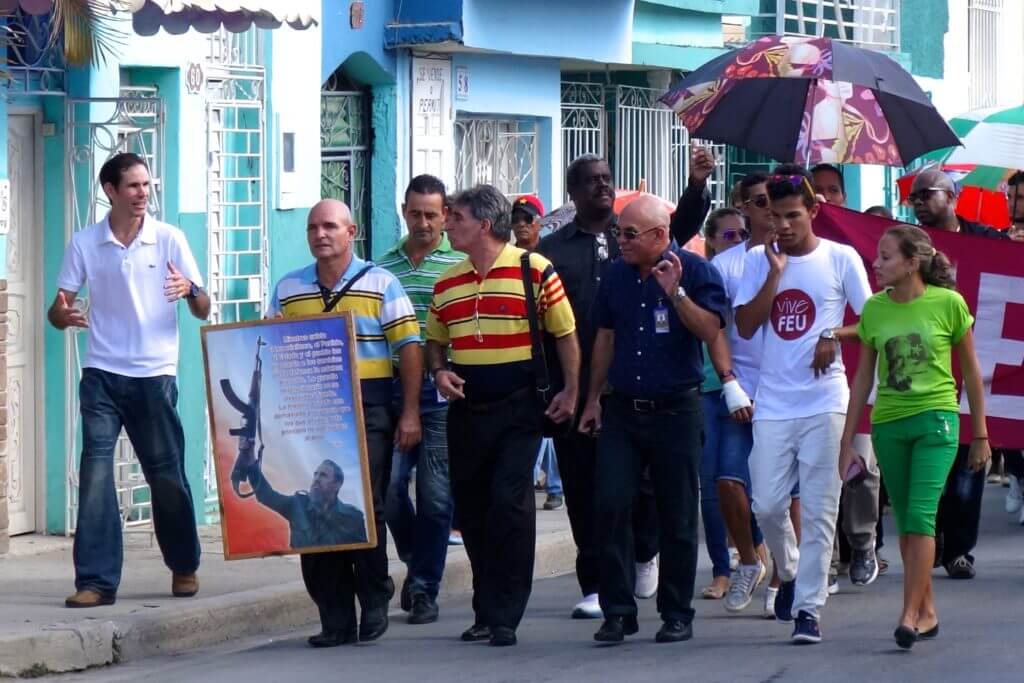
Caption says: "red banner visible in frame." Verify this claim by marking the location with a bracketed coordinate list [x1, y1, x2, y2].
[813, 204, 1024, 448]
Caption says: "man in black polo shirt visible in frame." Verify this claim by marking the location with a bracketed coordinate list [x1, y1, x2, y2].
[538, 152, 714, 619]
[579, 195, 727, 644]
[909, 168, 1006, 579]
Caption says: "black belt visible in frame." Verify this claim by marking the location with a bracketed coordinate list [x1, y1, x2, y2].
[611, 387, 698, 414]
[461, 386, 534, 413]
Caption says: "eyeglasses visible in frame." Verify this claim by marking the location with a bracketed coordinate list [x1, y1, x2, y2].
[907, 187, 950, 204]
[744, 195, 769, 209]
[722, 228, 749, 242]
[610, 225, 664, 241]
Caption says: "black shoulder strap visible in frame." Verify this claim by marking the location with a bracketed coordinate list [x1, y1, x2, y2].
[322, 264, 374, 313]
[520, 252, 550, 390]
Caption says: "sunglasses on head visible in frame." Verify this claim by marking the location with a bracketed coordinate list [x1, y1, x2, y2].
[610, 225, 664, 241]
[722, 228, 749, 242]
[770, 173, 816, 198]
[907, 187, 950, 204]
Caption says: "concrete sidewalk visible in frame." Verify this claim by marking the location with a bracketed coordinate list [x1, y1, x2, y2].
[0, 496, 575, 678]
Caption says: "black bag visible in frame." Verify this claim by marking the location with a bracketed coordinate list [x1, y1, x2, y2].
[520, 253, 572, 438]
[320, 264, 374, 313]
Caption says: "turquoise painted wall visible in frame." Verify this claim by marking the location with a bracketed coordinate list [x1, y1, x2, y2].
[370, 84, 399, 258]
[902, 0, 948, 78]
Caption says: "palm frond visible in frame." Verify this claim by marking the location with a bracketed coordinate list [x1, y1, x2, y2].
[51, 0, 128, 67]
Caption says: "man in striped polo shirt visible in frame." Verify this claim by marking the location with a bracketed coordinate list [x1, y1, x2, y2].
[425, 184, 580, 647]
[378, 175, 464, 625]
[267, 198, 423, 648]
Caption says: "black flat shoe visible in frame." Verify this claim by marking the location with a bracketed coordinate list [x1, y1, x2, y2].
[461, 623, 491, 642]
[918, 623, 939, 639]
[359, 606, 389, 642]
[894, 625, 917, 649]
[489, 626, 517, 647]
[594, 615, 639, 643]
[307, 629, 357, 648]
[655, 619, 693, 643]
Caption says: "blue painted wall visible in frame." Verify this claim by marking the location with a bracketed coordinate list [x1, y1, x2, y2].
[322, 0, 396, 84]
[450, 52, 562, 211]
[461, 0, 633, 64]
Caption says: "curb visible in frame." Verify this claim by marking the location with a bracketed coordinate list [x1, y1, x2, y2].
[0, 529, 575, 678]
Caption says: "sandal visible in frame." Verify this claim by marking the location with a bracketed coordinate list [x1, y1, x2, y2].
[701, 582, 727, 600]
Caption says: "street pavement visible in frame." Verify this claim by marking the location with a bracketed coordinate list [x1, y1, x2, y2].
[47, 487, 1022, 683]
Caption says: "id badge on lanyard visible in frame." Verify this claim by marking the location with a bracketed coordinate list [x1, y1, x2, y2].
[654, 301, 671, 334]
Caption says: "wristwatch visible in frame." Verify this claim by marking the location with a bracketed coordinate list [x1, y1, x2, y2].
[670, 285, 687, 303]
[187, 281, 202, 299]
[819, 327, 839, 343]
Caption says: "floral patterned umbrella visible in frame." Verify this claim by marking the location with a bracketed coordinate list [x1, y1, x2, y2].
[659, 36, 960, 167]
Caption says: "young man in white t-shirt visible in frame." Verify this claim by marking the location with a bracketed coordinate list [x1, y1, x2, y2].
[734, 164, 871, 644]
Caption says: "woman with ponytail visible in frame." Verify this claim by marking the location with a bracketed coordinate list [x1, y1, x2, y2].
[838, 225, 989, 650]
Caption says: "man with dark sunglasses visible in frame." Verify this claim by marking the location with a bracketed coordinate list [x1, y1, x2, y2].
[908, 168, 1006, 580]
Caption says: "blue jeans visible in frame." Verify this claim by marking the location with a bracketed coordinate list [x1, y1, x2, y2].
[534, 438, 563, 495]
[74, 369, 201, 595]
[700, 391, 764, 579]
[385, 408, 453, 599]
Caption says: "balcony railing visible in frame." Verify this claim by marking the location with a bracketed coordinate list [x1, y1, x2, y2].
[752, 0, 900, 52]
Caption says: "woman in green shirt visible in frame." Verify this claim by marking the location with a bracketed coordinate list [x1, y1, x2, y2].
[839, 225, 990, 650]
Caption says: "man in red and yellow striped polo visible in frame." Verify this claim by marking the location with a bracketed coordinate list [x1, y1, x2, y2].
[425, 184, 580, 647]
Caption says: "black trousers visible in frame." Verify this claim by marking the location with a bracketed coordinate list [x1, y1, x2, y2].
[595, 392, 702, 623]
[936, 444, 985, 565]
[555, 428, 660, 597]
[300, 404, 394, 633]
[448, 390, 543, 631]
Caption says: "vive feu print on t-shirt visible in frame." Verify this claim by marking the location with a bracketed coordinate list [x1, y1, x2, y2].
[734, 238, 871, 421]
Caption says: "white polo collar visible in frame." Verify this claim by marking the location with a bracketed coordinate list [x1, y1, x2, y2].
[101, 213, 158, 246]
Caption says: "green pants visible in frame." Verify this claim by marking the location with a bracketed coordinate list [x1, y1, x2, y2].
[871, 410, 959, 537]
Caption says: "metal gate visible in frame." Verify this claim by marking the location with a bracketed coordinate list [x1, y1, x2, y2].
[321, 81, 370, 255]
[454, 117, 539, 199]
[561, 83, 728, 212]
[64, 92, 166, 534]
[204, 28, 268, 516]
[560, 82, 606, 203]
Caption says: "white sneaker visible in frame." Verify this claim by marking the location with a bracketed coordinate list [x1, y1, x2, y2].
[634, 556, 659, 599]
[728, 546, 740, 572]
[724, 561, 766, 613]
[1006, 476, 1022, 514]
[571, 593, 602, 619]
[827, 571, 839, 595]
[763, 586, 779, 619]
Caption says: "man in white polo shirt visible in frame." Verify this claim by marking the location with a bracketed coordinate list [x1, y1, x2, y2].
[48, 153, 210, 608]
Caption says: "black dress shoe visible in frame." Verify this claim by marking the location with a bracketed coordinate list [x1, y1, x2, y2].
[489, 626, 517, 647]
[359, 605, 389, 642]
[308, 629, 357, 648]
[408, 594, 439, 625]
[400, 577, 413, 612]
[461, 623, 491, 641]
[594, 615, 639, 643]
[655, 619, 693, 643]
[918, 623, 939, 639]
[894, 625, 918, 650]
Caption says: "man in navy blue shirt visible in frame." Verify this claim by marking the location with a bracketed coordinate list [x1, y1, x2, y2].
[579, 195, 727, 645]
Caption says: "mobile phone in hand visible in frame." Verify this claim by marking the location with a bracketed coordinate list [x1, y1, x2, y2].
[843, 456, 867, 486]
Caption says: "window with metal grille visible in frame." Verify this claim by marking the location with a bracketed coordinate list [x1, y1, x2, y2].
[968, 0, 1001, 110]
[321, 72, 371, 256]
[753, 0, 901, 52]
[454, 117, 539, 198]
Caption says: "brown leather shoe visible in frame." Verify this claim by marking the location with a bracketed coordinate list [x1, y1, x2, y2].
[172, 573, 199, 597]
[65, 589, 116, 608]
